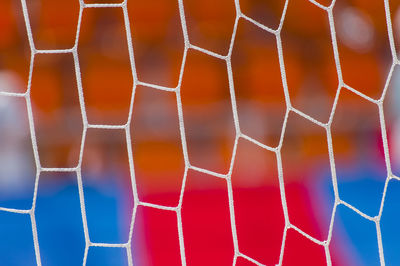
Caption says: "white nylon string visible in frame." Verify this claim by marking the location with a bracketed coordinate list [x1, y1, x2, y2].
[0, 0, 396, 265]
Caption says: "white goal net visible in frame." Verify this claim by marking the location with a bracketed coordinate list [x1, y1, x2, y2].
[0, 0, 400, 265]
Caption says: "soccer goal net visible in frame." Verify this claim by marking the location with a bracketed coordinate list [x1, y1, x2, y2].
[0, 0, 399, 265]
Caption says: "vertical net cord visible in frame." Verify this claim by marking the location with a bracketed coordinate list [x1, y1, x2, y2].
[0, 0, 397, 265]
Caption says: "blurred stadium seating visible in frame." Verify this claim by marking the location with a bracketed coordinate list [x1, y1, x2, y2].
[1, 0, 400, 265]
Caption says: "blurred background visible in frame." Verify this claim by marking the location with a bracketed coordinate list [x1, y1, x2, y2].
[1, 0, 400, 265]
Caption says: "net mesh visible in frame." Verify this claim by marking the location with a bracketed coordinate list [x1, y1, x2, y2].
[0, 0, 398, 265]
